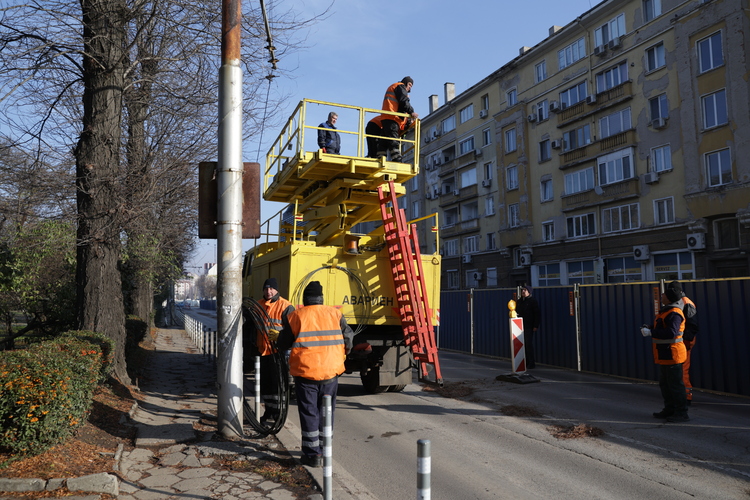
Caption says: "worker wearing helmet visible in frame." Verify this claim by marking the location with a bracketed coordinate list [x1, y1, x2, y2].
[277, 281, 354, 467]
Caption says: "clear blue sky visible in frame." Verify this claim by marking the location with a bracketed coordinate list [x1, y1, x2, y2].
[190, 0, 597, 270]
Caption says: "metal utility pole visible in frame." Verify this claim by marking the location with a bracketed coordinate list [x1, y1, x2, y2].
[217, 0, 244, 439]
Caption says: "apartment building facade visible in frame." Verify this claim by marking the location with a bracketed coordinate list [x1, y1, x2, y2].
[411, 0, 750, 289]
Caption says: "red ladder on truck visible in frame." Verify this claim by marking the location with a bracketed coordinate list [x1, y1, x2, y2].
[377, 180, 443, 386]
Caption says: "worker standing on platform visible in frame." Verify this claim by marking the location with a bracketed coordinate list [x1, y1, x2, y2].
[367, 114, 414, 158]
[245, 278, 294, 425]
[277, 281, 354, 467]
[317, 112, 341, 154]
[642, 281, 689, 422]
[378, 77, 418, 162]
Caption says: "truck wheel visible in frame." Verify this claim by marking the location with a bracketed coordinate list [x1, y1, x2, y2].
[361, 368, 386, 394]
[388, 384, 406, 392]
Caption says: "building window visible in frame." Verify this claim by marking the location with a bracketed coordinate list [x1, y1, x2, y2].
[536, 100, 549, 121]
[558, 37, 586, 70]
[540, 179, 553, 202]
[486, 267, 498, 287]
[441, 115, 456, 133]
[599, 107, 631, 138]
[562, 123, 591, 152]
[596, 62, 628, 93]
[459, 137, 475, 155]
[508, 203, 520, 228]
[568, 260, 597, 284]
[506, 165, 518, 190]
[444, 239, 459, 256]
[602, 203, 640, 233]
[410, 176, 418, 191]
[598, 148, 634, 185]
[566, 213, 596, 238]
[481, 94, 489, 110]
[646, 42, 665, 72]
[482, 128, 492, 146]
[504, 128, 517, 153]
[538, 263, 561, 286]
[460, 167, 477, 188]
[483, 162, 493, 180]
[698, 31, 723, 73]
[447, 270, 459, 289]
[542, 221, 554, 242]
[705, 148, 731, 187]
[506, 88, 518, 107]
[651, 145, 672, 172]
[444, 207, 458, 225]
[649, 94, 668, 120]
[654, 252, 693, 281]
[464, 235, 479, 254]
[539, 139, 551, 162]
[702, 89, 728, 129]
[654, 197, 674, 225]
[714, 218, 739, 249]
[459, 104, 474, 123]
[486, 233, 497, 251]
[594, 13, 626, 47]
[564, 167, 595, 195]
[411, 200, 420, 219]
[560, 80, 587, 108]
[643, 0, 662, 22]
[485, 196, 495, 216]
[535, 61, 547, 83]
[606, 256, 642, 283]
[461, 201, 479, 221]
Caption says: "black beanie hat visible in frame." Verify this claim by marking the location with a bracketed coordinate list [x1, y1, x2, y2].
[263, 278, 278, 290]
[402, 76, 414, 86]
[303, 281, 323, 299]
[665, 281, 683, 303]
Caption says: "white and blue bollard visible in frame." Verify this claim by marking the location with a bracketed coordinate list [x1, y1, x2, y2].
[254, 356, 261, 418]
[323, 394, 333, 500]
[417, 439, 431, 500]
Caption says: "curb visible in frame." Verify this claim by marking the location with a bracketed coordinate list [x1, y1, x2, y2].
[0, 472, 119, 496]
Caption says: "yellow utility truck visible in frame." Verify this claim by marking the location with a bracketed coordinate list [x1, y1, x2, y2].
[242, 99, 442, 392]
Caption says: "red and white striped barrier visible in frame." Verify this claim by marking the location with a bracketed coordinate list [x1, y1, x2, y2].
[510, 317, 527, 373]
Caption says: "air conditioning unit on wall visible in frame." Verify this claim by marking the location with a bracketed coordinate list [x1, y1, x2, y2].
[462, 254, 472, 264]
[687, 233, 706, 250]
[633, 245, 650, 261]
[519, 252, 532, 267]
[472, 271, 483, 281]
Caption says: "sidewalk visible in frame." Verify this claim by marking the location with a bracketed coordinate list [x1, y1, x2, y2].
[120, 326, 326, 500]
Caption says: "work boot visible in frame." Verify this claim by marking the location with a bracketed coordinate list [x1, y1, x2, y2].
[376, 150, 387, 158]
[666, 414, 690, 423]
[652, 409, 673, 419]
[301, 454, 323, 468]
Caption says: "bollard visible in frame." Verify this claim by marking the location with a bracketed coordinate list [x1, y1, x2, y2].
[417, 439, 431, 500]
[254, 356, 261, 418]
[322, 394, 333, 500]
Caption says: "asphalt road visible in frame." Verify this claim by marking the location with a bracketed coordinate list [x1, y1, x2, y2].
[184, 308, 750, 499]
[308, 352, 750, 500]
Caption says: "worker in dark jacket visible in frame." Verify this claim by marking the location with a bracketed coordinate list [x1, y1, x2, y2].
[378, 77, 418, 162]
[317, 112, 341, 154]
[515, 284, 541, 369]
[277, 281, 354, 468]
[642, 281, 688, 422]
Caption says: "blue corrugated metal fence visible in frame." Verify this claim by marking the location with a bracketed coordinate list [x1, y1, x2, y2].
[437, 278, 750, 397]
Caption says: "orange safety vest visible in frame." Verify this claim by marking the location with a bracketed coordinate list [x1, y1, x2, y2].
[382, 82, 409, 127]
[652, 306, 687, 365]
[369, 113, 407, 132]
[287, 305, 347, 381]
[258, 296, 293, 356]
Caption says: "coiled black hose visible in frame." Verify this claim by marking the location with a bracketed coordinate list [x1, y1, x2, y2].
[241, 297, 289, 437]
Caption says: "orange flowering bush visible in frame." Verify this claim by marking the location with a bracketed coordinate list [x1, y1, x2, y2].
[0, 330, 114, 455]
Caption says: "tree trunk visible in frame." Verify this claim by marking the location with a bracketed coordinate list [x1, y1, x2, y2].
[75, 0, 130, 384]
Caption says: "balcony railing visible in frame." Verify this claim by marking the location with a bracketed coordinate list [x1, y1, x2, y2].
[558, 101, 586, 122]
[562, 178, 640, 211]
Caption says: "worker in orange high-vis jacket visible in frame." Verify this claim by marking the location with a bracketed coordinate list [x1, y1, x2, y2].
[277, 281, 354, 468]
[244, 278, 294, 425]
[378, 76, 418, 162]
[366, 113, 413, 158]
[641, 280, 688, 422]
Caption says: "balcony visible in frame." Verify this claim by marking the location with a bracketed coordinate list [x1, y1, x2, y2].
[599, 129, 635, 152]
[439, 183, 478, 207]
[440, 217, 480, 238]
[438, 158, 456, 177]
[556, 81, 634, 128]
[558, 101, 586, 122]
[561, 178, 641, 212]
[597, 80, 633, 108]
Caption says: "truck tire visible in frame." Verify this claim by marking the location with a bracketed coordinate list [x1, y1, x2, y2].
[361, 368, 387, 394]
[388, 384, 406, 392]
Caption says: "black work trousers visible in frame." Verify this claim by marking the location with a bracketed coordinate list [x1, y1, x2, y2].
[658, 363, 688, 416]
